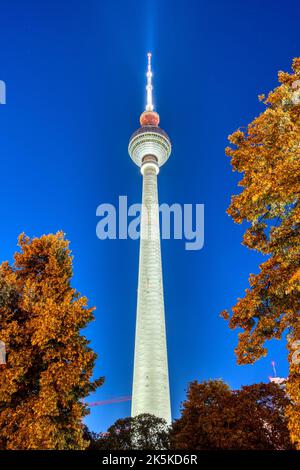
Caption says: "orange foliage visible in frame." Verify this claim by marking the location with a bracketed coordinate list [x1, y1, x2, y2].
[0, 233, 103, 449]
[222, 58, 300, 447]
[172, 380, 293, 450]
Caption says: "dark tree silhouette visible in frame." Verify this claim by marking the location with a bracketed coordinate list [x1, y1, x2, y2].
[171, 380, 294, 450]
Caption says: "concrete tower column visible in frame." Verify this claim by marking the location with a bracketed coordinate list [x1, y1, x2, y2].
[131, 163, 171, 423]
[128, 53, 172, 424]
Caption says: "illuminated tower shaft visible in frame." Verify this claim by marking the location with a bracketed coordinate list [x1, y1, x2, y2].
[132, 164, 170, 421]
[128, 54, 171, 423]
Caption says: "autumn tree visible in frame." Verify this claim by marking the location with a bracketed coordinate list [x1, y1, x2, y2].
[0, 233, 103, 449]
[82, 424, 101, 450]
[171, 380, 293, 450]
[221, 57, 300, 447]
[95, 414, 170, 450]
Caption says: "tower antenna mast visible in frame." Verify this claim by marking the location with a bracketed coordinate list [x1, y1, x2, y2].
[146, 52, 154, 111]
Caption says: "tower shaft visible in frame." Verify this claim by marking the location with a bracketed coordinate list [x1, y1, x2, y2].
[129, 53, 172, 424]
[131, 165, 171, 423]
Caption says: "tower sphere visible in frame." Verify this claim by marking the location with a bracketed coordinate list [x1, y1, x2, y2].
[140, 110, 160, 126]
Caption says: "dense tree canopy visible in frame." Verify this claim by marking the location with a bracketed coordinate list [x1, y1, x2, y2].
[171, 380, 293, 450]
[89, 414, 170, 450]
[0, 233, 103, 449]
[221, 57, 300, 447]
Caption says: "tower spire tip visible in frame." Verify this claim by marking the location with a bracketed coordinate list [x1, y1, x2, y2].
[146, 52, 154, 111]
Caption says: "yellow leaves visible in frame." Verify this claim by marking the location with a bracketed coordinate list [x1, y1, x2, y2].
[32, 387, 59, 417]
[15, 232, 73, 285]
[228, 129, 245, 146]
[284, 269, 300, 295]
[224, 57, 300, 448]
[278, 71, 295, 86]
[220, 310, 229, 321]
[173, 380, 293, 449]
[292, 57, 300, 74]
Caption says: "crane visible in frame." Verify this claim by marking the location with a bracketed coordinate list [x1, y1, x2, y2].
[85, 395, 131, 407]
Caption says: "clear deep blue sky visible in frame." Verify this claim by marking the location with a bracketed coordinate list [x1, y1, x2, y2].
[0, 0, 299, 432]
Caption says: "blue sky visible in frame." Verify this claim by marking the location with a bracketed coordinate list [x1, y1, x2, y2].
[0, 0, 299, 432]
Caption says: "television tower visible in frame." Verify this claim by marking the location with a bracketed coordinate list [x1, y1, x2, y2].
[128, 53, 171, 423]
